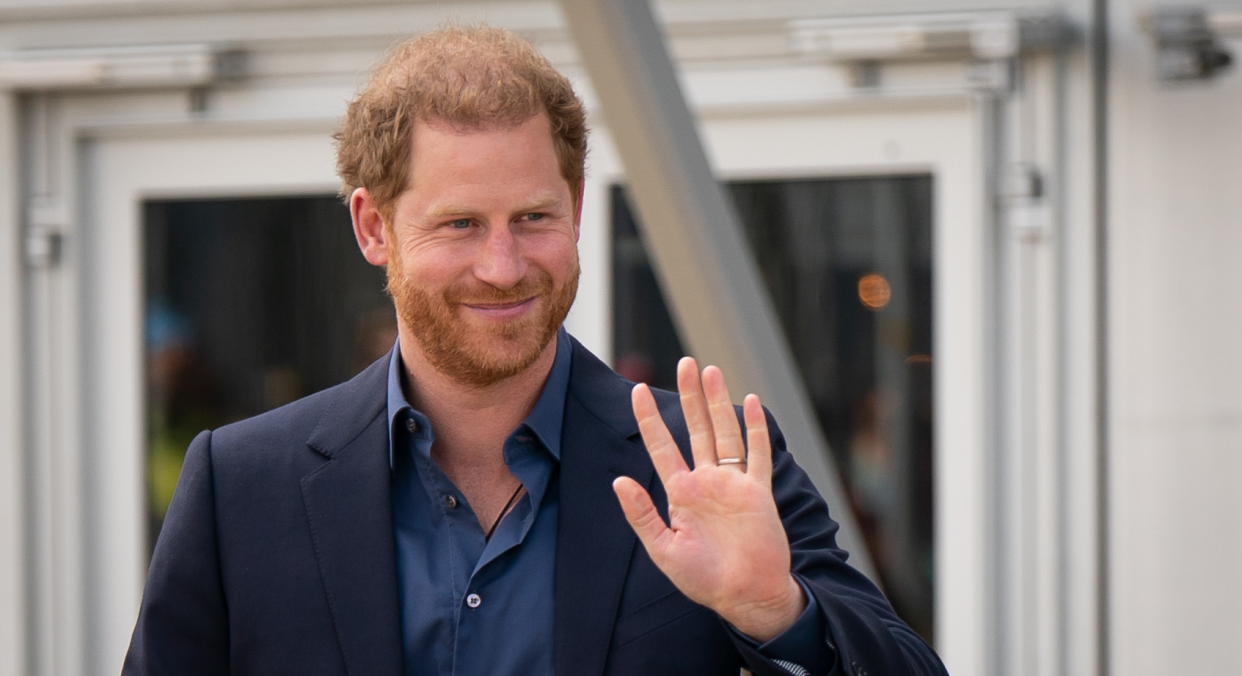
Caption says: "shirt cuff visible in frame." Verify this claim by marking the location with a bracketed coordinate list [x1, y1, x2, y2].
[729, 577, 836, 676]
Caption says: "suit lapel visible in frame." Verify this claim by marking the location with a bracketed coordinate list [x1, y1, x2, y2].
[295, 339, 658, 676]
[554, 340, 655, 676]
[300, 356, 404, 676]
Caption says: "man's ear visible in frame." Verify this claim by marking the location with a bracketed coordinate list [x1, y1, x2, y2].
[350, 187, 390, 266]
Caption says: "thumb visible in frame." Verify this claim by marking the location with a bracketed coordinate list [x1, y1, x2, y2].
[613, 476, 671, 558]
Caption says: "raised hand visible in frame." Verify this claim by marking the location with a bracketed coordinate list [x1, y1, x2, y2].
[612, 357, 806, 642]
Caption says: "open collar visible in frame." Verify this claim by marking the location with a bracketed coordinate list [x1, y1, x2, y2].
[385, 327, 574, 469]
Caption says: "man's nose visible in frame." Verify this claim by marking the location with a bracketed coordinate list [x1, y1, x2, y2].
[473, 225, 527, 289]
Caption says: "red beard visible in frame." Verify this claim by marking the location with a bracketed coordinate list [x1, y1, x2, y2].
[387, 254, 579, 387]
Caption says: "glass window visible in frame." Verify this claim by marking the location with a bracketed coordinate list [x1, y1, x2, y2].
[143, 196, 395, 551]
[611, 177, 935, 640]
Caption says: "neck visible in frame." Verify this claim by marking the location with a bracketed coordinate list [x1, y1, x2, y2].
[396, 330, 559, 470]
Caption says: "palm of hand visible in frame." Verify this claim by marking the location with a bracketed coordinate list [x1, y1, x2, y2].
[613, 358, 805, 642]
[658, 465, 794, 618]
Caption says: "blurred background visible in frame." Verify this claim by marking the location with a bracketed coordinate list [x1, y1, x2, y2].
[0, 1, 1239, 675]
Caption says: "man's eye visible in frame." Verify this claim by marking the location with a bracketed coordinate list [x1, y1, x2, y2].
[450, 219, 471, 229]
[524, 213, 545, 222]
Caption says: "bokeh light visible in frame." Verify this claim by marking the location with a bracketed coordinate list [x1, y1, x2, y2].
[858, 273, 892, 310]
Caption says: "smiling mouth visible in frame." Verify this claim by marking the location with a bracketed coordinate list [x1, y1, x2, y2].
[460, 296, 537, 318]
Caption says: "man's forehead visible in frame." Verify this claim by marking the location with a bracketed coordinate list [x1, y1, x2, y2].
[398, 111, 573, 211]
[406, 114, 559, 171]
[406, 114, 557, 167]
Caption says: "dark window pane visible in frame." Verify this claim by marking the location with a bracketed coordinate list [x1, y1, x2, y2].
[143, 196, 395, 552]
[610, 185, 686, 391]
[611, 177, 935, 641]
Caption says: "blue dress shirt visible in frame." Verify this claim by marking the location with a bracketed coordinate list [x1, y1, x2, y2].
[387, 327, 832, 676]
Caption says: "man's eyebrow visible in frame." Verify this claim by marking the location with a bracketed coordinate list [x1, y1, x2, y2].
[425, 205, 477, 220]
[425, 196, 563, 220]
[519, 196, 562, 212]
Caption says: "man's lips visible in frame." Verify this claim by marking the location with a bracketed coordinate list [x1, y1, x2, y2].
[459, 296, 538, 320]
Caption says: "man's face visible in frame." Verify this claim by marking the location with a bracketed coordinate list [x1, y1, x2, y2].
[385, 113, 580, 387]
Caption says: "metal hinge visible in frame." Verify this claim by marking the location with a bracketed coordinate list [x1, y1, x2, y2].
[1003, 164, 1049, 241]
[25, 203, 66, 268]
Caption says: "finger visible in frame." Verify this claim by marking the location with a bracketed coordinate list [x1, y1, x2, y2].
[632, 383, 690, 483]
[677, 357, 717, 469]
[613, 476, 673, 563]
[701, 365, 746, 468]
[743, 394, 773, 485]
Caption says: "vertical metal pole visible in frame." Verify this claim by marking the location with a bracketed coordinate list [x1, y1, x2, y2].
[1051, 48, 1073, 676]
[557, 0, 877, 583]
[1091, 0, 1111, 675]
[27, 92, 61, 676]
[0, 89, 27, 676]
[25, 91, 86, 676]
[975, 85, 1007, 676]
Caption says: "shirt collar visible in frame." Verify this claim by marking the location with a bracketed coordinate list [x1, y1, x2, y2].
[387, 326, 573, 469]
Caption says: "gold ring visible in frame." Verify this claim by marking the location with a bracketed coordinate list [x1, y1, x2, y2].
[716, 457, 746, 466]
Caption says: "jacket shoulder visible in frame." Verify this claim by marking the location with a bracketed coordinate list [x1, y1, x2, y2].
[208, 352, 389, 467]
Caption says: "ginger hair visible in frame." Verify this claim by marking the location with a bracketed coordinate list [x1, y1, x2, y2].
[334, 26, 588, 221]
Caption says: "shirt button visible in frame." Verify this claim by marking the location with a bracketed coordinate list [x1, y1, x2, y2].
[444, 495, 457, 509]
[405, 418, 417, 433]
[465, 593, 482, 609]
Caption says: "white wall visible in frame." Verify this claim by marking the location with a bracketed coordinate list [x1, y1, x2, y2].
[1109, 2, 1242, 674]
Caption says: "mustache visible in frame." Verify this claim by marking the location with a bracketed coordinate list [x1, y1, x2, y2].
[442, 273, 553, 306]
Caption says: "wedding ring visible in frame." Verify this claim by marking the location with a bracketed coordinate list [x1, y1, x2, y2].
[716, 457, 746, 466]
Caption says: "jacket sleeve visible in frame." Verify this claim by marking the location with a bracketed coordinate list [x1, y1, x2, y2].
[729, 410, 948, 676]
[122, 430, 230, 676]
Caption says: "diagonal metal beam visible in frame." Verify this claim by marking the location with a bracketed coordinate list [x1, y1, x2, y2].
[558, 0, 878, 584]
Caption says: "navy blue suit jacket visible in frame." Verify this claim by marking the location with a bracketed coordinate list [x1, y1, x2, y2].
[123, 337, 947, 676]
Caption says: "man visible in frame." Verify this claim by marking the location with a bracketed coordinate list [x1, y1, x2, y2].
[123, 26, 947, 676]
